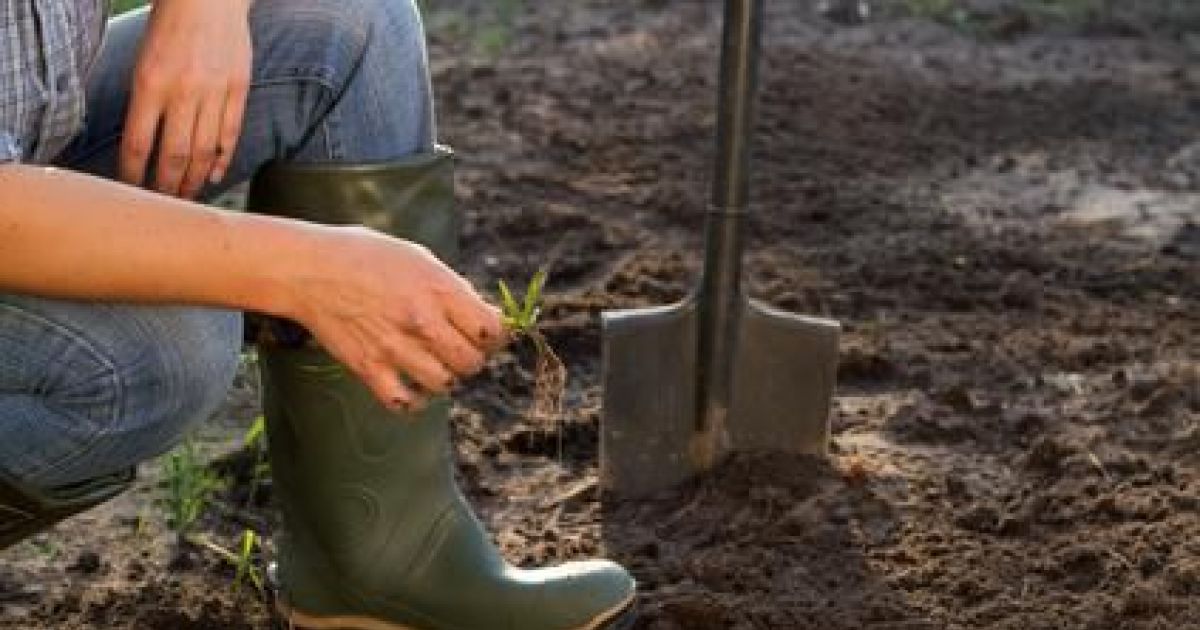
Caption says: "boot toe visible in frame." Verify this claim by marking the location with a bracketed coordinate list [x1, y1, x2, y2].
[527, 559, 636, 629]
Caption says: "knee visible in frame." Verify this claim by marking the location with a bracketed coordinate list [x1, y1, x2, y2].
[335, 0, 426, 55]
[0, 298, 242, 489]
[117, 308, 242, 448]
[257, 0, 426, 69]
[247, 0, 433, 160]
[336, 0, 434, 153]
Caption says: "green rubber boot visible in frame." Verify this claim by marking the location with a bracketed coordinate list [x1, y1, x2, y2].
[247, 148, 636, 630]
[0, 469, 133, 551]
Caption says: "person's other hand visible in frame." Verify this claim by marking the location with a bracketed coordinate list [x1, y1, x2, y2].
[121, 0, 253, 199]
[286, 226, 508, 411]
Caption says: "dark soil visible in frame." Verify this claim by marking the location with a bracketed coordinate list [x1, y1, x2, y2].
[3, 1, 1198, 628]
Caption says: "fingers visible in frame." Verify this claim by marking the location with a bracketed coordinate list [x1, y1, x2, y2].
[350, 311, 488, 414]
[179, 94, 224, 199]
[209, 72, 248, 185]
[360, 306, 490, 408]
[154, 98, 199, 196]
[122, 67, 248, 198]
[394, 307, 485, 381]
[389, 342, 456, 398]
[120, 74, 166, 187]
[422, 319, 487, 378]
[357, 360, 424, 413]
[444, 288, 508, 354]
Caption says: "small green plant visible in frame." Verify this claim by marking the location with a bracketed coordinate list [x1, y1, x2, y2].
[192, 529, 265, 597]
[160, 437, 223, 539]
[244, 414, 266, 449]
[497, 268, 546, 333]
[243, 415, 272, 508]
[498, 270, 567, 443]
[27, 536, 59, 560]
[234, 529, 265, 594]
[133, 505, 151, 538]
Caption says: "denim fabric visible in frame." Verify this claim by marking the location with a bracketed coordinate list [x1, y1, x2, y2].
[0, 0, 435, 491]
[56, 0, 435, 180]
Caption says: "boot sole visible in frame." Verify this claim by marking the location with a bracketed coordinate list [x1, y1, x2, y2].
[276, 592, 637, 630]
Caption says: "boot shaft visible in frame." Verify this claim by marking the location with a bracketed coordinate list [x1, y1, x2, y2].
[247, 146, 460, 262]
[248, 147, 466, 606]
[259, 346, 460, 588]
[247, 150, 638, 629]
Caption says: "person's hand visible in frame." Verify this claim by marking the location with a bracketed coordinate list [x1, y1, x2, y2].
[120, 0, 253, 199]
[285, 226, 507, 411]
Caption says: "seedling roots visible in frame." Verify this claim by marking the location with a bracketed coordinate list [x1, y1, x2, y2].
[526, 329, 567, 425]
[498, 270, 568, 436]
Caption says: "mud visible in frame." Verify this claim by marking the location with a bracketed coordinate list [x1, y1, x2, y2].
[2, 1, 1198, 628]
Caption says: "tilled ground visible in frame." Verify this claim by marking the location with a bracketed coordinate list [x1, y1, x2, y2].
[2, 1, 1198, 628]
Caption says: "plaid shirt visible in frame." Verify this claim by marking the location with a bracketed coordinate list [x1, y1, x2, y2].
[0, 0, 107, 164]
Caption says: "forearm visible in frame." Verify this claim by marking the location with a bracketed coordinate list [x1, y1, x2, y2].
[0, 164, 308, 316]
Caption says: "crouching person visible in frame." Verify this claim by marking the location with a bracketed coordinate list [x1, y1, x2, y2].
[0, 1, 635, 628]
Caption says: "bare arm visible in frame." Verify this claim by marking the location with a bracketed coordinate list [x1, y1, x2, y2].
[0, 165, 505, 408]
[0, 164, 299, 312]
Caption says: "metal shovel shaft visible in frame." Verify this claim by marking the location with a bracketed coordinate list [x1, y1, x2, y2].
[693, 0, 763, 466]
[712, 0, 761, 212]
[599, 0, 838, 499]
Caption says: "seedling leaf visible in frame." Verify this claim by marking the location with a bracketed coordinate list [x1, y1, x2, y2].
[522, 269, 547, 324]
[190, 531, 265, 598]
[235, 529, 264, 594]
[161, 438, 223, 538]
[498, 279, 521, 325]
[243, 415, 265, 448]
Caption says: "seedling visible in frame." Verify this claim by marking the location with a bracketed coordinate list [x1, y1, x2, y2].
[26, 536, 59, 561]
[234, 529, 265, 595]
[243, 415, 272, 508]
[244, 414, 265, 449]
[160, 437, 223, 540]
[190, 529, 265, 597]
[133, 505, 151, 539]
[498, 270, 567, 445]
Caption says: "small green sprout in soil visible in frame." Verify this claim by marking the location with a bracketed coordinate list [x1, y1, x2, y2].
[498, 270, 567, 434]
[242, 415, 271, 508]
[235, 529, 265, 594]
[191, 528, 266, 598]
[160, 437, 223, 541]
[160, 437, 269, 597]
[27, 537, 59, 560]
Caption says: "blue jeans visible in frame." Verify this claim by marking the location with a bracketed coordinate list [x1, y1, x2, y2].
[0, 0, 435, 492]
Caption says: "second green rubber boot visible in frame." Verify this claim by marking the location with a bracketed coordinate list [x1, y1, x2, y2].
[248, 148, 637, 630]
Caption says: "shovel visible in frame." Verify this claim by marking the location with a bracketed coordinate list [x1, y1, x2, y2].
[600, 0, 840, 499]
